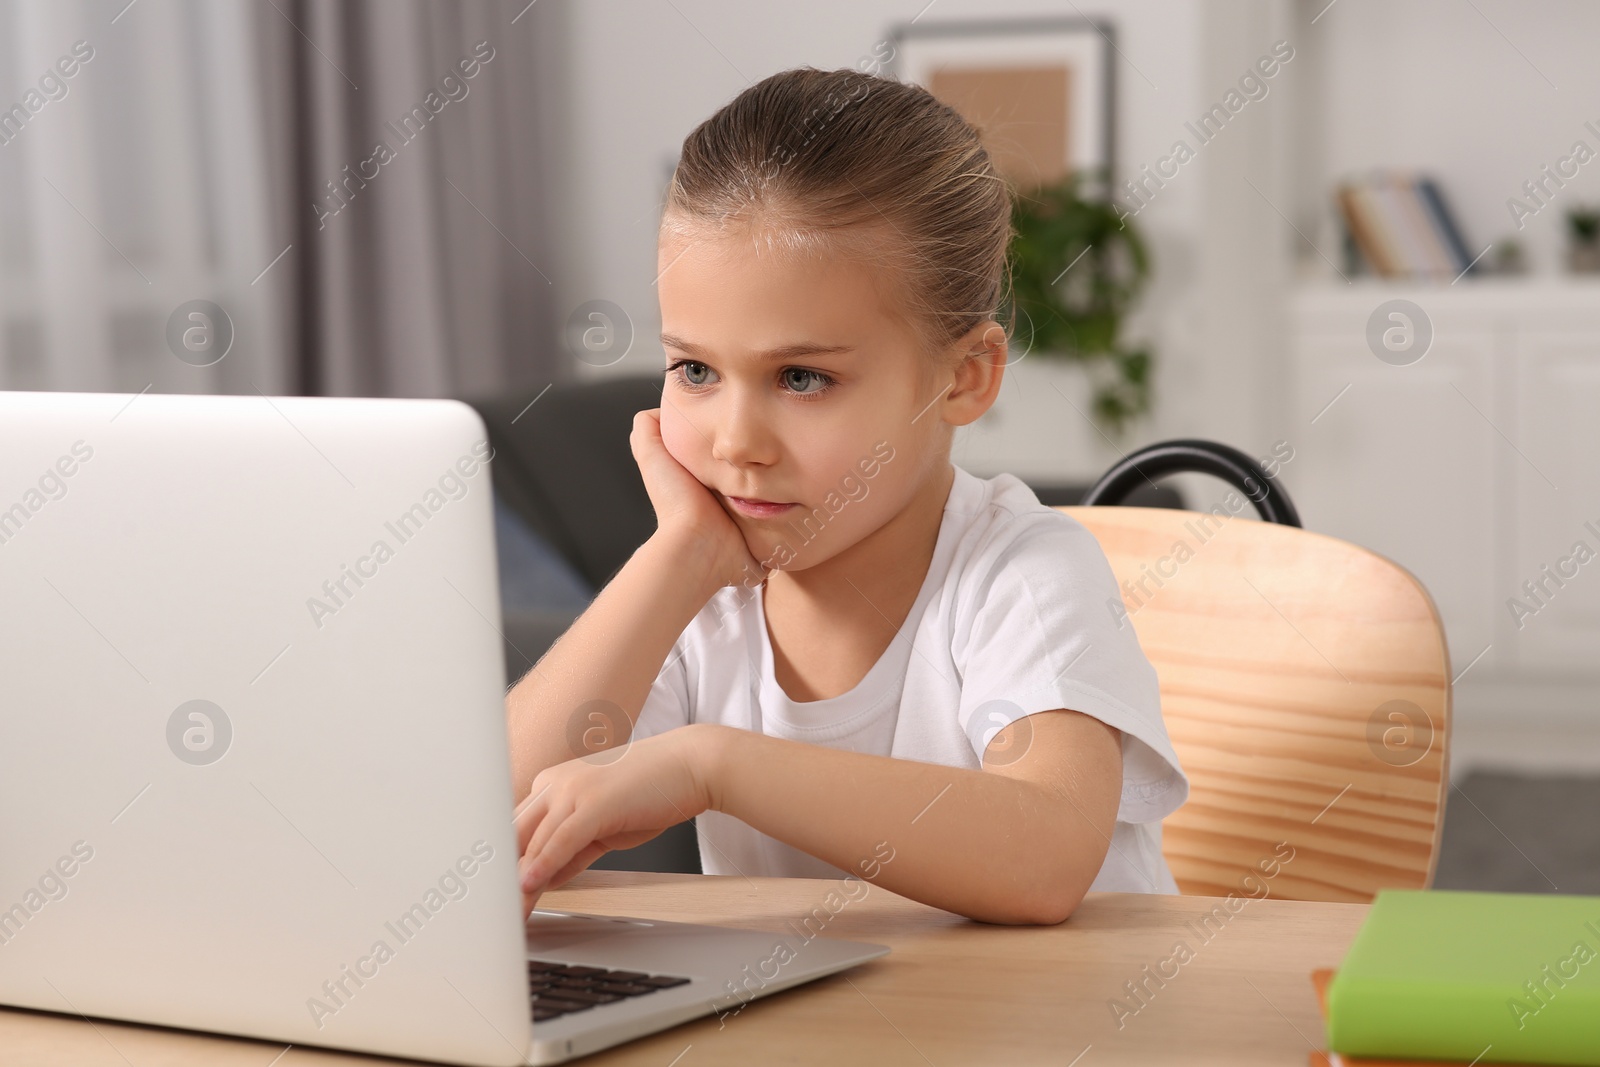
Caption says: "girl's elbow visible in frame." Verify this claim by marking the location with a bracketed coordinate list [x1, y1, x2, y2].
[1024, 857, 1104, 925]
[1022, 885, 1089, 926]
[965, 883, 1088, 926]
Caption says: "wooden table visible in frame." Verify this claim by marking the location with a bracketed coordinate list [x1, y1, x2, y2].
[0, 870, 1369, 1066]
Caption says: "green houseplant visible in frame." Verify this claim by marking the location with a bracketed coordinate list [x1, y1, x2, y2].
[1566, 205, 1600, 274]
[1002, 170, 1152, 438]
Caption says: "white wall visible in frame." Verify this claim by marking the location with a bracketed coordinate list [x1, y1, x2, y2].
[556, 0, 1304, 489]
[1299, 0, 1600, 278]
[552, 0, 1600, 486]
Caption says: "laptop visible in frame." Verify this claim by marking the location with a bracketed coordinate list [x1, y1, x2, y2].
[0, 389, 889, 1066]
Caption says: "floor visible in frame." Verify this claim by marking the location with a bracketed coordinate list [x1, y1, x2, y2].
[1435, 709, 1600, 892]
[1432, 770, 1600, 894]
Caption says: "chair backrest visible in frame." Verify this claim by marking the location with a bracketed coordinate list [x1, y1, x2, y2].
[1060, 506, 1452, 903]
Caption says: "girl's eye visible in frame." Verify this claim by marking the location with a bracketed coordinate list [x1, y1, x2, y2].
[668, 359, 714, 387]
[665, 358, 836, 400]
[781, 368, 834, 396]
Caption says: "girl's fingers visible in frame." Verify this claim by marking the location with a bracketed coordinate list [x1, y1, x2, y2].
[514, 801, 536, 850]
[545, 842, 609, 892]
[519, 794, 570, 875]
[519, 841, 602, 918]
[514, 783, 548, 821]
[513, 786, 548, 855]
[521, 812, 595, 891]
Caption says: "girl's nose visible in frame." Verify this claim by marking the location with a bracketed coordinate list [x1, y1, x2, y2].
[710, 396, 777, 468]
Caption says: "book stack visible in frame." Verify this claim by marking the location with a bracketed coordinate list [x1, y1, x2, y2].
[1334, 173, 1478, 280]
[1308, 889, 1600, 1067]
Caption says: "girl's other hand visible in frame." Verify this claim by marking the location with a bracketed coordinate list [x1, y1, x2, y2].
[630, 407, 769, 590]
[514, 725, 720, 916]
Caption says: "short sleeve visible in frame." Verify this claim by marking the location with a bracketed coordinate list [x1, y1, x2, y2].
[630, 630, 693, 742]
[956, 518, 1189, 825]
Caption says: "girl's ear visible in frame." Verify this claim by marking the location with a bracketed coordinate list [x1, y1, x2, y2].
[940, 321, 1007, 428]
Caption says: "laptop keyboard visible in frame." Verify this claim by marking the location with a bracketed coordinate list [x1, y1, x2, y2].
[528, 960, 692, 1022]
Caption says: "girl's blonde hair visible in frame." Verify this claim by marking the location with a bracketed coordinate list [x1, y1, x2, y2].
[662, 66, 1015, 370]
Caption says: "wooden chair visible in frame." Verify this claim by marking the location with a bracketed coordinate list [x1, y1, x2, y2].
[1061, 440, 1452, 903]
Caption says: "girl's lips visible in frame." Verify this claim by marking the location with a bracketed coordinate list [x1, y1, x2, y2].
[725, 496, 797, 518]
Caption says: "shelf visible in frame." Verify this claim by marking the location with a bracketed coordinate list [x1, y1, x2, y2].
[1295, 274, 1600, 296]
[1290, 275, 1600, 330]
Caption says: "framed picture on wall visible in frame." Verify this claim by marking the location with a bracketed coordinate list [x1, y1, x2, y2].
[886, 16, 1115, 195]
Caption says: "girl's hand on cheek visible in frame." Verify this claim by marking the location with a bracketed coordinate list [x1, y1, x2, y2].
[631, 407, 769, 589]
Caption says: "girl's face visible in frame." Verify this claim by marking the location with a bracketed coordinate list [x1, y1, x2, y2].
[655, 222, 971, 573]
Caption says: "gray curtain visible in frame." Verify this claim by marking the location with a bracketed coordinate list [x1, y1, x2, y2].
[253, 0, 566, 399]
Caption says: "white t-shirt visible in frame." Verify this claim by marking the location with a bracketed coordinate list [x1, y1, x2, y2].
[632, 463, 1190, 895]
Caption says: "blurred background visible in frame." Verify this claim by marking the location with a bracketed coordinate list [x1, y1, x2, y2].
[3, 0, 1596, 889]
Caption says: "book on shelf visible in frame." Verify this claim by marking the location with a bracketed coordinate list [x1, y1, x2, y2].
[1306, 889, 1600, 1067]
[1333, 172, 1478, 280]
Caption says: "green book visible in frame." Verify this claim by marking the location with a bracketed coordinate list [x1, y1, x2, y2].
[1328, 889, 1600, 1065]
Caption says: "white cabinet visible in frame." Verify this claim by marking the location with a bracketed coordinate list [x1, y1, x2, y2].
[1511, 330, 1600, 674]
[1289, 280, 1600, 699]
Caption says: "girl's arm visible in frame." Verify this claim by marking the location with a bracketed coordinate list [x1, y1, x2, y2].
[503, 527, 718, 803]
[504, 407, 768, 805]
[517, 710, 1125, 926]
[700, 710, 1124, 925]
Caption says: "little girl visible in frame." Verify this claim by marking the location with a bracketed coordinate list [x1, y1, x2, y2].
[505, 66, 1188, 925]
